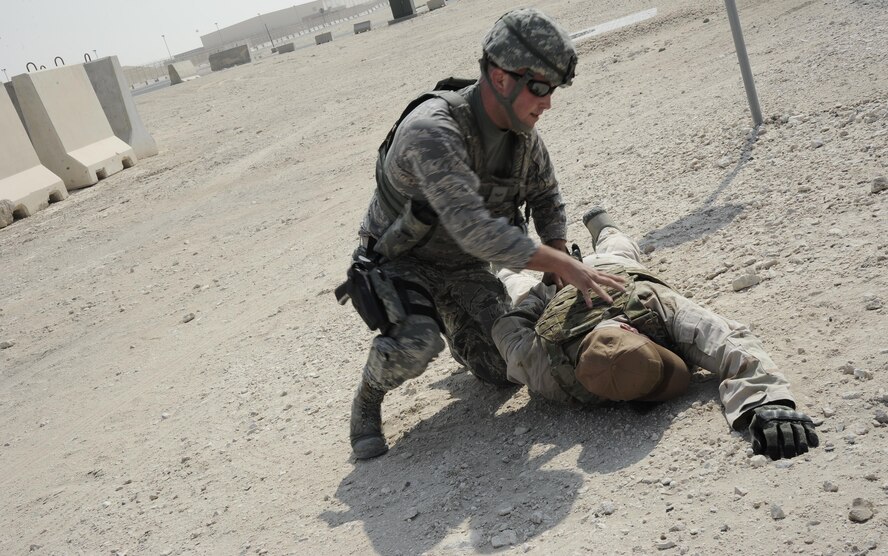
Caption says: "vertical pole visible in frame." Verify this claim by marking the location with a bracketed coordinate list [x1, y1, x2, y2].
[724, 0, 763, 126]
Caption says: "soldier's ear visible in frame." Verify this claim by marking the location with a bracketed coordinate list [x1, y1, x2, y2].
[488, 66, 509, 94]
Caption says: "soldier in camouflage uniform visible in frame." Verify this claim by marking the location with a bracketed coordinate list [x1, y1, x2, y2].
[493, 208, 820, 461]
[347, 9, 626, 459]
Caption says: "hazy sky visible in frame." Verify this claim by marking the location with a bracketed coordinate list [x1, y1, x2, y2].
[0, 0, 323, 77]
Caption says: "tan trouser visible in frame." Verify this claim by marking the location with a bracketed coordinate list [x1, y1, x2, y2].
[497, 228, 795, 430]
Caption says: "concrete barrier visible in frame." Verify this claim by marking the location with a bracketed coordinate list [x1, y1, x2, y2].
[315, 32, 333, 45]
[427, 0, 445, 10]
[84, 56, 159, 160]
[167, 60, 198, 85]
[276, 42, 296, 54]
[10, 66, 136, 190]
[354, 20, 372, 34]
[0, 87, 67, 227]
[209, 45, 251, 71]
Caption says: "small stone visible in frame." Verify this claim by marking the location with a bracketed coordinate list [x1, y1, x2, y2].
[854, 368, 874, 381]
[496, 505, 514, 516]
[716, 156, 732, 169]
[599, 501, 616, 515]
[865, 298, 883, 311]
[513, 426, 530, 435]
[822, 406, 836, 417]
[874, 410, 888, 424]
[660, 477, 673, 486]
[841, 391, 862, 400]
[872, 176, 888, 194]
[864, 473, 879, 481]
[641, 243, 656, 254]
[403, 507, 419, 520]
[720, 524, 730, 532]
[181, 313, 196, 323]
[0, 340, 14, 350]
[702, 17, 710, 23]
[823, 481, 839, 492]
[827, 228, 844, 236]
[810, 139, 825, 149]
[530, 511, 544, 525]
[770, 504, 786, 520]
[849, 499, 874, 523]
[774, 460, 794, 469]
[656, 541, 677, 550]
[161, 412, 170, 420]
[851, 422, 870, 436]
[732, 273, 761, 292]
[734, 486, 748, 497]
[491, 530, 518, 548]
[749, 455, 768, 468]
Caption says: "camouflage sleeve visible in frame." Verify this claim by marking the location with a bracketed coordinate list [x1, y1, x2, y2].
[525, 132, 567, 244]
[388, 102, 539, 270]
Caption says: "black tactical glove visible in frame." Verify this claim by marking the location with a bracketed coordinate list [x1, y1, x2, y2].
[748, 404, 819, 460]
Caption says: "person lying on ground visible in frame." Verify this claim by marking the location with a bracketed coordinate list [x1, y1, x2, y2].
[492, 208, 819, 460]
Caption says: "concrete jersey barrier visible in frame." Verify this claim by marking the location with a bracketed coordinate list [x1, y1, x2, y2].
[354, 21, 372, 34]
[84, 56, 159, 159]
[427, 0, 445, 11]
[209, 45, 251, 71]
[276, 43, 296, 54]
[167, 61, 198, 85]
[0, 87, 67, 227]
[315, 32, 333, 45]
[10, 65, 137, 190]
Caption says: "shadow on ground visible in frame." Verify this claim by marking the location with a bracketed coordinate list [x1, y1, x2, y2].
[320, 370, 699, 554]
[639, 126, 759, 250]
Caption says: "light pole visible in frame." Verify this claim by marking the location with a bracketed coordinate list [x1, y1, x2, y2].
[92, 49, 97, 59]
[258, 13, 274, 47]
[1, 69, 7, 82]
[215, 23, 225, 47]
[161, 34, 172, 62]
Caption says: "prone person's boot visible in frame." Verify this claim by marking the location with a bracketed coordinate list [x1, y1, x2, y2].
[582, 207, 619, 250]
[350, 380, 389, 459]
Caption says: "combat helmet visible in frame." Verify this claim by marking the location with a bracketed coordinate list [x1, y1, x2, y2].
[480, 8, 577, 132]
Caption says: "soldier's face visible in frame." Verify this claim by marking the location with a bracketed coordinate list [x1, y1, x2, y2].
[503, 72, 553, 129]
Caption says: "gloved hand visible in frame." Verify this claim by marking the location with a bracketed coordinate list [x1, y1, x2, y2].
[748, 404, 819, 460]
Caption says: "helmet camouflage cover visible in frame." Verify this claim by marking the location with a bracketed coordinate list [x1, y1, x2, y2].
[482, 8, 577, 87]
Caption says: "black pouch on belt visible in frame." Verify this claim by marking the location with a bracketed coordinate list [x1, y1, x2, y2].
[335, 256, 403, 335]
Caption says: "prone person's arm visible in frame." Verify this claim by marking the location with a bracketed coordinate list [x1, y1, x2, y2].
[491, 283, 572, 403]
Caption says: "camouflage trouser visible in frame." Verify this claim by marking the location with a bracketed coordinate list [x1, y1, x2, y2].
[358, 252, 512, 392]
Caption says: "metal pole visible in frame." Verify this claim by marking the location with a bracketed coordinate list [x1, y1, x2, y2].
[1, 69, 7, 82]
[215, 23, 225, 47]
[724, 0, 763, 126]
[162, 34, 172, 62]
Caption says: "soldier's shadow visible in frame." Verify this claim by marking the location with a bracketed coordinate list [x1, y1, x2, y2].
[320, 371, 695, 554]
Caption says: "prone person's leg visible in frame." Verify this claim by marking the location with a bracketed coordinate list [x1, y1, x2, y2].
[636, 283, 796, 430]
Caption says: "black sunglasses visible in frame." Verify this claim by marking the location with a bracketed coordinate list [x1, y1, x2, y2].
[501, 68, 558, 97]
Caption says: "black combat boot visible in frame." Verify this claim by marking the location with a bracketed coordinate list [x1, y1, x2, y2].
[582, 207, 619, 250]
[350, 380, 389, 459]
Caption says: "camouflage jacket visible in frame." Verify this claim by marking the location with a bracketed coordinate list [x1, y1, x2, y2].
[359, 84, 566, 270]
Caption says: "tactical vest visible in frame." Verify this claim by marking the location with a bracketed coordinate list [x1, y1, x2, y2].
[534, 263, 675, 404]
[373, 84, 533, 264]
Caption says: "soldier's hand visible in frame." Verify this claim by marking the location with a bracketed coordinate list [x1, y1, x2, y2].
[748, 404, 819, 460]
[561, 259, 626, 307]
